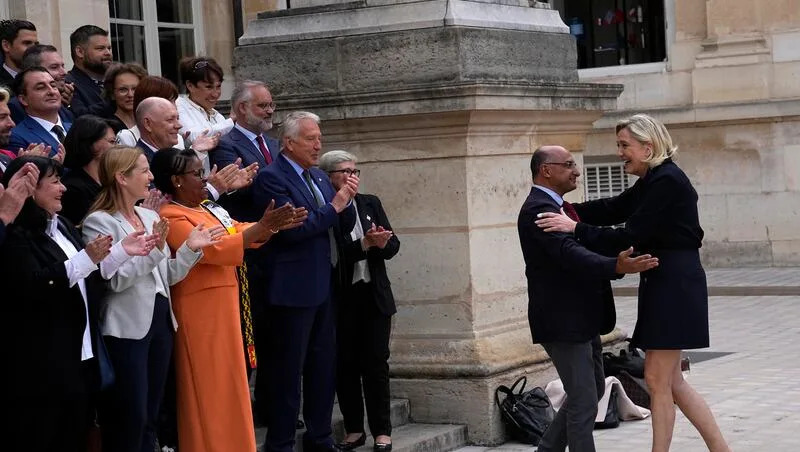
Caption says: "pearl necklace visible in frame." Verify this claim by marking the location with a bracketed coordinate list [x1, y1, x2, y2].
[170, 200, 205, 212]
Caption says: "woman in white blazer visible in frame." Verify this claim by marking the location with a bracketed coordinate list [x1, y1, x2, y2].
[82, 145, 225, 452]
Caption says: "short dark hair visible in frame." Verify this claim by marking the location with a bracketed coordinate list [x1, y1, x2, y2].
[133, 76, 179, 111]
[63, 115, 113, 170]
[151, 147, 199, 196]
[0, 19, 36, 49]
[21, 44, 59, 70]
[1, 155, 64, 232]
[69, 25, 108, 60]
[12, 66, 49, 96]
[103, 62, 148, 100]
[530, 147, 550, 179]
[179, 56, 223, 89]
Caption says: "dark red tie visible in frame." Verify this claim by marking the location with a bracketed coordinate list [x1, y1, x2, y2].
[562, 201, 580, 222]
[256, 135, 273, 165]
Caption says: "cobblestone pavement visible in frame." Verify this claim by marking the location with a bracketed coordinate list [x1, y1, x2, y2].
[457, 268, 800, 452]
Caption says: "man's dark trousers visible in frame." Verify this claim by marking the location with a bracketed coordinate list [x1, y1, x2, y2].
[537, 336, 605, 452]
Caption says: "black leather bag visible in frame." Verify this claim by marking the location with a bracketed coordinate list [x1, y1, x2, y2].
[594, 386, 620, 429]
[603, 339, 645, 378]
[495, 376, 555, 445]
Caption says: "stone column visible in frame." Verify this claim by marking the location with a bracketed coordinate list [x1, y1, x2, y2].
[235, 0, 623, 444]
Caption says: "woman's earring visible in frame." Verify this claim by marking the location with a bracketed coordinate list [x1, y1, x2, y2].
[176, 184, 181, 188]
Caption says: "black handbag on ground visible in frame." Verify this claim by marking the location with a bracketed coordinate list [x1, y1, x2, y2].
[603, 339, 645, 378]
[594, 386, 620, 429]
[495, 376, 555, 445]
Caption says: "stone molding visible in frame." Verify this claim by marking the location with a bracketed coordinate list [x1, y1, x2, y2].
[241, 0, 568, 44]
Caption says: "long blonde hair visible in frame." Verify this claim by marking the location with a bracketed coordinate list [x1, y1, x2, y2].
[88, 145, 144, 214]
[616, 114, 678, 168]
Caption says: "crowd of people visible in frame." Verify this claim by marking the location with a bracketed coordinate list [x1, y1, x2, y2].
[0, 19, 400, 452]
[0, 16, 731, 452]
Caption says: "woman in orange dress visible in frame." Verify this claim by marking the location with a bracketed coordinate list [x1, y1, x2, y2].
[150, 148, 306, 451]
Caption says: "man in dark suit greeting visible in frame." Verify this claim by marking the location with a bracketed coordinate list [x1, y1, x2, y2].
[517, 145, 658, 452]
[252, 111, 358, 452]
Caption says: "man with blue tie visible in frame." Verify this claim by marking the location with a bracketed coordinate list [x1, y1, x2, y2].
[8, 67, 71, 156]
[252, 111, 358, 452]
[212, 80, 279, 222]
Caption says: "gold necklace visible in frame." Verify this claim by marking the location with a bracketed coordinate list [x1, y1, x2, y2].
[170, 200, 204, 212]
[122, 211, 143, 230]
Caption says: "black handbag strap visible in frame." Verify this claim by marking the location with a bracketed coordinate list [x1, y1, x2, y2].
[510, 375, 527, 395]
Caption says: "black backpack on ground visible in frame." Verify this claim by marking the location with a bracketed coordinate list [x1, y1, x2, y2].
[495, 376, 555, 445]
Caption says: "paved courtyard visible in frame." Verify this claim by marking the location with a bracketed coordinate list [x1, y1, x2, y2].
[457, 268, 800, 451]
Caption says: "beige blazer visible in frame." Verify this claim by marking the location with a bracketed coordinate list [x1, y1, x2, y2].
[82, 206, 202, 340]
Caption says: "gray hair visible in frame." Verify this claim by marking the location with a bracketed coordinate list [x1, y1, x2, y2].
[319, 150, 357, 172]
[280, 111, 320, 141]
[0, 86, 9, 104]
[231, 80, 269, 110]
[616, 113, 678, 168]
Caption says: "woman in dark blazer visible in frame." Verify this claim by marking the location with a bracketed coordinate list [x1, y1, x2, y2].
[320, 151, 400, 452]
[535, 114, 730, 452]
[0, 156, 155, 452]
[61, 115, 118, 225]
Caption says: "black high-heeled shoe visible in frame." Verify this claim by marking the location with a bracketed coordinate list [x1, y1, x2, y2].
[373, 442, 392, 452]
[337, 433, 367, 450]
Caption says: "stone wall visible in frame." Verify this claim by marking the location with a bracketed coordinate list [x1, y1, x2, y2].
[579, 0, 800, 266]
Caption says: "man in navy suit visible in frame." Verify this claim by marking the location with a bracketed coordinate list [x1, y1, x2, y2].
[8, 67, 71, 156]
[65, 25, 114, 118]
[518, 146, 658, 452]
[211, 80, 279, 222]
[8, 44, 74, 124]
[252, 111, 358, 452]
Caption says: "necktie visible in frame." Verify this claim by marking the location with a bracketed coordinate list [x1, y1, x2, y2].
[303, 170, 338, 266]
[562, 201, 581, 222]
[255, 135, 273, 165]
[52, 124, 66, 144]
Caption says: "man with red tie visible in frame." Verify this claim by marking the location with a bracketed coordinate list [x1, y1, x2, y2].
[517, 145, 658, 452]
[212, 80, 278, 222]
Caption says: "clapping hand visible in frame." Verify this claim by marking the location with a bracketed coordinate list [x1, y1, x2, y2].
[53, 143, 66, 163]
[228, 162, 259, 191]
[258, 200, 297, 233]
[85, 235, 113, 264]
[61, 82, 75, 106]
[363, 223, 393, 249]
[185, 223, 226, 251]
[152, 218, 170, 250]
[207, 162, 240, 194]
[142, 188, 169, 212]
[0, 162, 39, 225]
[191, 130, 221, 153]
[18, 143, 52, 158]
[331, 175, 359, 213]
[121, 230, 160, 256]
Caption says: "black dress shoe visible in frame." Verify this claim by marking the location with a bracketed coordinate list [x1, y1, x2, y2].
[336, 433, 366, 450]
[373, 442, 392, 452]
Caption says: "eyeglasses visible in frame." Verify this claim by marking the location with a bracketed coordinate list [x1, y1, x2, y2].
[543, 161, 578, 169]
[253, 101, 276, 111]
[115, 86, 136, 95]
[328, 168, 361, 177]
[181, 169, 206, 179]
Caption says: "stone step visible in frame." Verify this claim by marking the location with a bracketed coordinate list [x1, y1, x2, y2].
[255, 398, 412, 449]
[347, 423, 468, 452]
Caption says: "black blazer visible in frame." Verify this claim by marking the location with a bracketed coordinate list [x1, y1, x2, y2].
[65, 67, 115, 118]
[339, 193, 400, 316]
[517, 187, 619, 343]
[61, 168, 101, 225]
[574, 159, 704, 254]
[0, 216, 107, 397]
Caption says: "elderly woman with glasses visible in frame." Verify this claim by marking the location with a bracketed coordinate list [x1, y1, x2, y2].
[535, 114, 730, 452]
[150, 147, 306, 452]
[319, 150, 400, 452]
